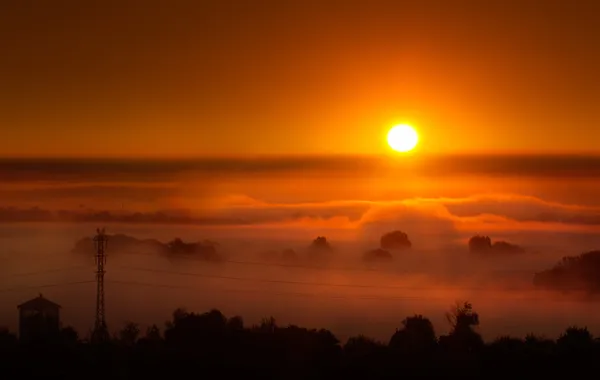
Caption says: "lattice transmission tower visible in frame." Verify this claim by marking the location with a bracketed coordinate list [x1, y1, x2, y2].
[92, 228, 109, 342]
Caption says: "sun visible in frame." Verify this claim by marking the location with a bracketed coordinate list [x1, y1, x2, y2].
[387, 124, 419, 153]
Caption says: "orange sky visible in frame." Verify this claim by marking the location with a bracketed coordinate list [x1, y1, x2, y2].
[1, 0, 599, 158]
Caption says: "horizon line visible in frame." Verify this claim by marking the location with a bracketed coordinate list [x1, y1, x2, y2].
[1, 151, 600, 162]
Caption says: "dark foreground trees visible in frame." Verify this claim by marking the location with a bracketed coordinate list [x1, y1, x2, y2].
[1, 303, 600, 379]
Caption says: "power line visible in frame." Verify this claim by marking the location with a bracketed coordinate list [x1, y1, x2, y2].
[8, 265, 93, 277]
[0, 277, 570, 304]
[121, 251, 382, 273]
[108, 280, 193, 290]
[213, 258, 382, 273]
[120, 250, 536, 275]
[0, 261, 536, 294]
[8, 249, 534, 279]
[106, 279, 556, 302]
[218, 258, 535, 275]
[0, 280, 96, 294]
[118, 265, 422, 289]
[115, 265, 535, 292]
[107, 279, 445, 300]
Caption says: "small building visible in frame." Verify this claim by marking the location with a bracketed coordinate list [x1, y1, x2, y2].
[17, 293, 61, 342]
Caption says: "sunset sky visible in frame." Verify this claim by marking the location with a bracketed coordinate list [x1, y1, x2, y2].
[3, 1, 600, 342]
[1, 0, 600, 247]
[2, 0, 600, 158]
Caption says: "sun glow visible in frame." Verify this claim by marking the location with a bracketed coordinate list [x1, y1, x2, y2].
[387, 124, 419, 152]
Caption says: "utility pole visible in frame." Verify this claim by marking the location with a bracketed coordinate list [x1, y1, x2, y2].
[92, 228, 109, 343]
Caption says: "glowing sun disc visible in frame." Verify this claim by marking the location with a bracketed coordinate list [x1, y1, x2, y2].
[387, 124, 419, 152]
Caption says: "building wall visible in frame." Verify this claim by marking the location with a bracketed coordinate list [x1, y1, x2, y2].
[18, 308, 60, 342]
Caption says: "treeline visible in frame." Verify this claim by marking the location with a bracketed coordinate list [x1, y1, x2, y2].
[72, 233, 600, 293]
[2, 302, 600, 379]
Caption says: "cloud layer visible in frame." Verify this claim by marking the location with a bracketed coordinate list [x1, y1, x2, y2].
[2, 157, 600, 248]
[1, 193, 600, 240]
[2, 154, 600, 182]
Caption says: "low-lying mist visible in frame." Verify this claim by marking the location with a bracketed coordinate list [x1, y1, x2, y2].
[1, 223, 600, 344]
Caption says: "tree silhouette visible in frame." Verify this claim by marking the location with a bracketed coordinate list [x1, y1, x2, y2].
[173, 307, 188, 322]
[389, 314, 437, 355]
[534, 251, 600, 293]
[308, 236, 333, 261]
[441, 301, 484, 353]
[380, 230, 412, 250]
[524, 333, 555, 355]
[557, 326, 594, 352]
[60, 326, 79, 344]
[468, 235, 524, 256]
[258, 316, 277, 333]
[119, 321, 140, 346]
[3, 304, 600, 378]
[344, 335, 384, 359]
[310, 236, 331, 251]
[227, 316, 244, 331]
[0, 327, 17, 347]
[468, 235, 492, 253]
[446, 301, 479, 331]
[144, 324, 162, 342]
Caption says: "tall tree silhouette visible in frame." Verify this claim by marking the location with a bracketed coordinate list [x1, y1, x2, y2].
[441, 301, 484, 353]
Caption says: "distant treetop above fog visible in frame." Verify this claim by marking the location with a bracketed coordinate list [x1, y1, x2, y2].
[307, 236, 334, 261]
[380, 231, 412, 250]
[362, 248, 393, 263]
[309, 236, 332, 251]
[71, 234, 222, 262]
[468, 235, 492, 252]
[534, 250, 600, 293]
[468, 235, 525, 255]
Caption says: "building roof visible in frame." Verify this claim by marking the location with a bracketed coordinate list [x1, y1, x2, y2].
[17, 294, 61, 310]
